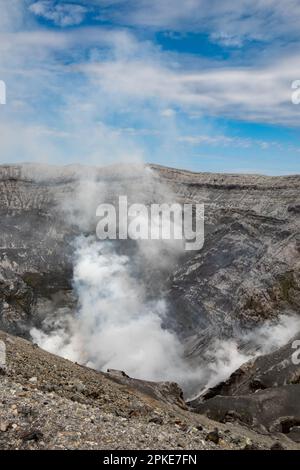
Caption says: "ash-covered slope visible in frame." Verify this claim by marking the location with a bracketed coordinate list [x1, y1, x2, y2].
[0, 329, 297, 450]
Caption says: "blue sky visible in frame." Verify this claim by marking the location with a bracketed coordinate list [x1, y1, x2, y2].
[0, 0, 300, 174]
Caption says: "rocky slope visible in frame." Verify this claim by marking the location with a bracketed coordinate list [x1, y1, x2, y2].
[0, 329, 296, 450]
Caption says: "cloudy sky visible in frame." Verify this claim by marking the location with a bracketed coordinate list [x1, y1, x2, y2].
[0, 0, 300, 174]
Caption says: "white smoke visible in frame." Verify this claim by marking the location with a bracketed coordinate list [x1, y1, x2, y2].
[198, 313, 300, 395]
[31, 231, 300, 397]
[29, 166, 300, 397]
[31, 235, 203, 387]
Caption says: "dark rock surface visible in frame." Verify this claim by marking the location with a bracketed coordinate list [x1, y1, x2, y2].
[189, 334, 300, 441]
[156, 166, 300, 346]
[194, 384, 300, 430]
[197, 334, 300, 400]
[106, 369, 187, 410]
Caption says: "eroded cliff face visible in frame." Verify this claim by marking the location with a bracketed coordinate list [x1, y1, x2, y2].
[1, 163, 299, 341]
[0, 165, 75, 337]
[156, 166, 300, 338]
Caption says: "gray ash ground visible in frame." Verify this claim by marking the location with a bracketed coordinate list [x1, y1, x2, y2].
[0, 330, 297, 450]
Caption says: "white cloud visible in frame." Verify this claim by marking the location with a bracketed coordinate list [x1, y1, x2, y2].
[29, 1, 88, 26]
[0, 0, 32, 32]
[0, 1, 299, 168]
[161, 108, 176, 118]
[87, 0, 300, 46]
[79, 51, 300, 126]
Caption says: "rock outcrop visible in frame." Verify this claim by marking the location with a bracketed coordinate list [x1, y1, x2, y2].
[189, 334, 300, 442]
[106, 369, 187, 410]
